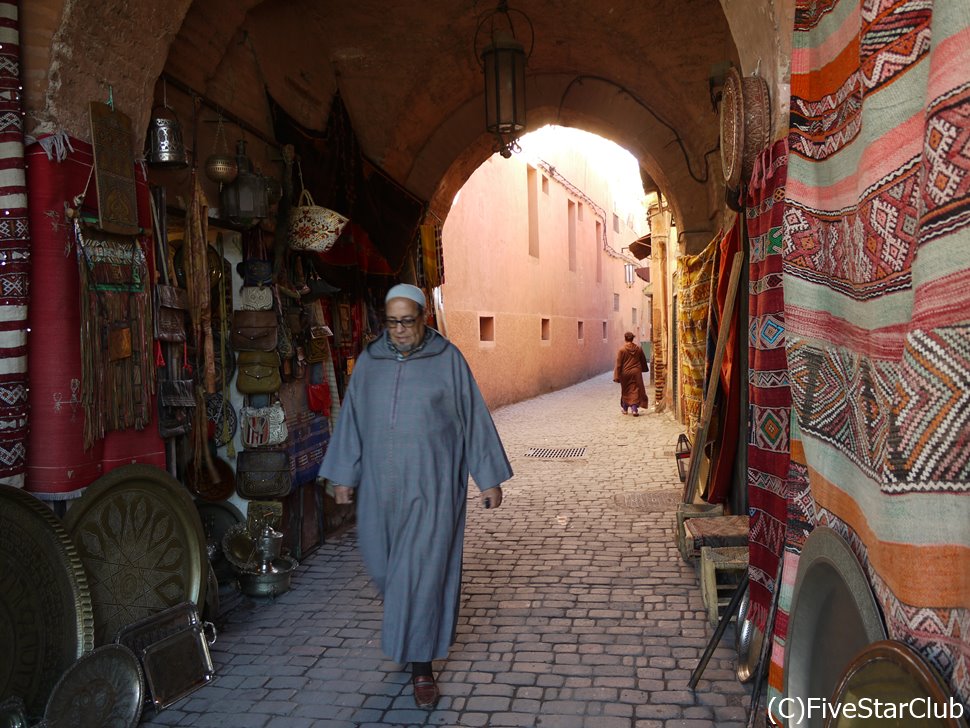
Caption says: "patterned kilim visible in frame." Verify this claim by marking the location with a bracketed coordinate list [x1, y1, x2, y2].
[0, 2, 29, 487]
[745, 139, 792, 632]
[676, 239, 715, 437]
[786, 0, 970, 705]
[767, 437, 816, 717]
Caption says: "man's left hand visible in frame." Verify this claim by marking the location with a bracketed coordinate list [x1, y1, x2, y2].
[481, 486, 503, 510]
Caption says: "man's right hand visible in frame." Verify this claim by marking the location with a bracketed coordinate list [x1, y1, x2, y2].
[333, 485, 354, 505]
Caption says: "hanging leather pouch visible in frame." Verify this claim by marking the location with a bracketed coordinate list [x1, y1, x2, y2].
[240, 401, 288, 448]
[304, 325, 332, 363]
[235, 350, 281, 394]
[235, 449, 292, 499]
[107, 323, 133, 361]
[154, 284, 189, 343]
[158, 379, 196, 438]
[230, 309, 278, 351]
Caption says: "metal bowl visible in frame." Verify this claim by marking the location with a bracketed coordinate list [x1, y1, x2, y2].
[236, 555, 298, 597]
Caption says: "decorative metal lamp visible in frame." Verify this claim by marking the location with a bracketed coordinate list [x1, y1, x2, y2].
[220, 139, 268, 226]
[625, 262, 636, 288]
[475, 1, 533, 158]
[145, 81, 188, 169]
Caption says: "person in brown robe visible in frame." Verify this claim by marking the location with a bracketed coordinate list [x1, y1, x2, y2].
[614, 331, 650, 416]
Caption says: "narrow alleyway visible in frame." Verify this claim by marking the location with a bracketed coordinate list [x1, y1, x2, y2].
[143, 372, 751, 728]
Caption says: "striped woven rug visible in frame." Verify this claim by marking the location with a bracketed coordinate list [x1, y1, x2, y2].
[785, 0, 970, 709]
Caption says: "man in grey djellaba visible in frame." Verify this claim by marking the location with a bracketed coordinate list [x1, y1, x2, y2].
[319, 283, 512, 710]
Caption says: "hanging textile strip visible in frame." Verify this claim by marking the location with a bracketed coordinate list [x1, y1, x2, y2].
[785, 0, 970, 706]
[744, 139, 792, 634]
[0, 1, 30, 487]
[75, 220, 154, 450]
[705, 218, 743, 504]
[676, 238, 716, 437]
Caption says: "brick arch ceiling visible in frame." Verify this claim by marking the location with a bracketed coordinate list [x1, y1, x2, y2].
[41, 0, 741, 242]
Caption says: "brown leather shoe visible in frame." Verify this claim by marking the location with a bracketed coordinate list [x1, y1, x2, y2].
[412, 674, 439, 709]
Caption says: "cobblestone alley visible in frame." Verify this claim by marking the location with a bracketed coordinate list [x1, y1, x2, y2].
[142, 371, 751, 728]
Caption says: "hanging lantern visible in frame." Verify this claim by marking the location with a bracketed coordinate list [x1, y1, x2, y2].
[475, 1, 533, 158]
[145, 104, 188, 168]
[205, 116, 238, 185]
[145, 80, 188, 169]
[220, 139, 268, 226]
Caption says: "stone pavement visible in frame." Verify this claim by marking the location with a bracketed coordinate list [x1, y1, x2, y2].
[142, 372, 753, 727]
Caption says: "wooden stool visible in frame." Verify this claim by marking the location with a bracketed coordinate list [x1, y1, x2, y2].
[700, 545, 748, 627]
[675, 502, 724, 561]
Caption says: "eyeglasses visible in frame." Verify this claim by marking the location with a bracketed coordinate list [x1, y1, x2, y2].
[384, 316, 420, 329]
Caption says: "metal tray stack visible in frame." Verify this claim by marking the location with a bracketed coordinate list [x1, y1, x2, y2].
[114, 602, 217, 711]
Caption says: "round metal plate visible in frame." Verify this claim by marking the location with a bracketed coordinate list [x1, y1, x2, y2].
[196, 499, 245, 583]
[735, 589, 763, 683]
[205, 393, 237, 448]
[0, 485, 94, 716]
[783, 527, 887, 727]
[63, 464, 207, 646]
[44, 644, 143, 728]
[827, 640, 967, 728]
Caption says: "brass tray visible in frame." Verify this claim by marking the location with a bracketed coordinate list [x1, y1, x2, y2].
[784, 527, 886, 727]
[0, 485, 94, 716]
[827, 640, 968, 728]
[63, 464, 207, 646]
[44, 644, 143, 728]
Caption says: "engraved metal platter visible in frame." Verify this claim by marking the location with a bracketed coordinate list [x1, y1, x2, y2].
[0, 484, 95, 716]
[195, 499, 245, 583]
[44, 644, 143, 728]
[784, 527, 887, 728]
[63, 464, 207, 646]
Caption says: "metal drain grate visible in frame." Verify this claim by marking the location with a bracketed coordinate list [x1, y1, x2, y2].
[523, 446, 587, 460]
[612, 490, 681, 512]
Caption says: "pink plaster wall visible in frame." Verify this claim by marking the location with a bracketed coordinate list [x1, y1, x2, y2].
[442, 147, 650, 409]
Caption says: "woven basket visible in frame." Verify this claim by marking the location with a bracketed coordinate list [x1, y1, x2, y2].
[719, 68, 771, 188]
[288, 189, 348, 253]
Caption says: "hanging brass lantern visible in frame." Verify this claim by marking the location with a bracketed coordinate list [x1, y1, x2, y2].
[204, 115, 238, 185]
[220, 139, 268, 226]
[475, 1, 533, 158]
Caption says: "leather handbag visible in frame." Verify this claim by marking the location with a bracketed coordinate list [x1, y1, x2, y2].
[236, 259, 273, 287]
[154, 284, 188, 342]
[306, 381, 331, 414]
[236, 351, 281, 394]
[235, 449, 292, 499]
[230, 310, 278, 351]
[158, 378, 195, 438]
[240, 401, 288, 448]
[304, 325, 332, 363]
[239, 285, 274, 311]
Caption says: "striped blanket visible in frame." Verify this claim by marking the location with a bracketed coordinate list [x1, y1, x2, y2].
[785, 0, 970, 706]
[676, 240, 716, 437]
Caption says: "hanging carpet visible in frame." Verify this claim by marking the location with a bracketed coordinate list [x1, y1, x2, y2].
[785, 0, 970, 707]
[26, 137, 164, 498]
[676, 239, 716, 438]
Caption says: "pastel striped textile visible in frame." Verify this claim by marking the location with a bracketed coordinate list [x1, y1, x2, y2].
[744, 139, 792, 631]
[785, 0, 970, 705]
[0, 0, 29, 487]
[676, 239, 715, 437]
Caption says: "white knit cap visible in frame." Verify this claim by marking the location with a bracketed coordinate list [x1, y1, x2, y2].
[384, 283, 426, 308]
